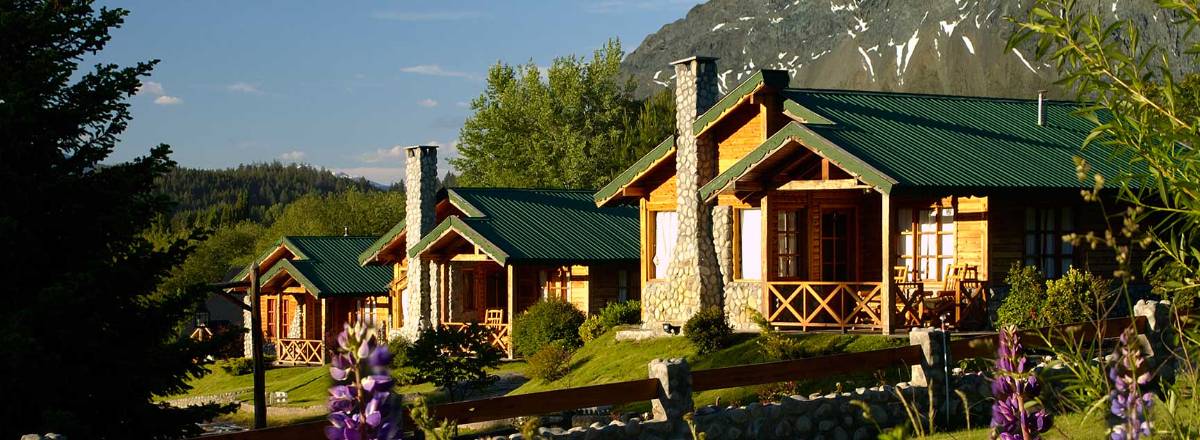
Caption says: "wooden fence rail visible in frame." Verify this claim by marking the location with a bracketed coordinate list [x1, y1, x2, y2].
[692, 345, 924, 392]
[191, 316, 1148, 439]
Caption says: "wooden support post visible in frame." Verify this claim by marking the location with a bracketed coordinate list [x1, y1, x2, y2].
[320, 298, 328, 363]
[760, 194, 770, 319]
[880, 192, 895, 335]
[506, 264, 515, 359]
[248, 263, 267, 429]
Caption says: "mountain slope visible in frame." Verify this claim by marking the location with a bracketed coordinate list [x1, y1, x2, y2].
[623, 0, 1196, 99]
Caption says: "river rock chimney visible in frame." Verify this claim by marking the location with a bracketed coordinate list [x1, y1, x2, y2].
[661, 56, 722, 324]
[402, 145, 437, 339]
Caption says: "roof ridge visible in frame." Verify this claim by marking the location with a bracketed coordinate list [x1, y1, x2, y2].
[784, 87, 1082, 105]
[450, 187, 599, 193]
[284, 235, 381, 239]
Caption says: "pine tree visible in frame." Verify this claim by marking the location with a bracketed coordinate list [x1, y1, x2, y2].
[0, 1, 231, 438]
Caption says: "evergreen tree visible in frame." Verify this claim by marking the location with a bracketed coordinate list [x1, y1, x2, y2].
[453, 39, 675, 189]
[0, 1, 230, 438]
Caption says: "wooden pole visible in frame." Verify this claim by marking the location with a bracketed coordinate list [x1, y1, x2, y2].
[248, 262, 267, 429]
[506, 264, 515, 359]
[880, 192, 895, 335]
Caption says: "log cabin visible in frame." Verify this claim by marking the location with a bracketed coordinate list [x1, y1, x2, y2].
[228, 235, 392, 365]
[360, 146, 641, 358]
[596, 56, 1132, 334]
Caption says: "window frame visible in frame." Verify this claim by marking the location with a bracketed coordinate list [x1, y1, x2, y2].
[1024, 206, 1076, 278]
[773, 208, 806, 280]
[647, 210, 678, 280]
[734, 207, 763, 281]
[895, 202, 956, 282]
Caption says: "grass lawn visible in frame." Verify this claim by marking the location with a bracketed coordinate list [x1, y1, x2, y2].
[926, 411, 1109, 439]
[168, 364, 439, 407]
[510, 330, 908, 414]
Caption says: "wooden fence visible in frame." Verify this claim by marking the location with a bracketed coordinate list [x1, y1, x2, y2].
[191, 316, 1146, 439]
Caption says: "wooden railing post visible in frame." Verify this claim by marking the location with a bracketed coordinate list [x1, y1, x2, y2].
[649, 358, 692, 434]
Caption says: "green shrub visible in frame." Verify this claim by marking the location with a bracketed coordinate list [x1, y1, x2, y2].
[216, 357, 254, 376]
[387, 335, 416, 384]
[526, 341, 574, 382]
[684, 306, 733, 354]
[512, 299, 586, 357]
[579, 300, 641, 343]
[1043, 267, 1111, 325]
[995, 263, 1047, 329]
[408, 324, 504, 401]
[997, 263, 1112, 328]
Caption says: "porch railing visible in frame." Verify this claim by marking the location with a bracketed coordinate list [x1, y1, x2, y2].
[276, 338, 325, 365]
[765, 281, 885, 331]
[444, 322, 511, 355]
[768, 280, 989, 331]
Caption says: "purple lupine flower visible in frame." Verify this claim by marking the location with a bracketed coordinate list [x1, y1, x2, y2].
[991, 326, 1052, 440]
[1109, 327, 1153, 439]
[327, 320, 400, 440]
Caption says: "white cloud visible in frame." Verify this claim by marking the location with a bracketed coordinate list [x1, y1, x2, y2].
[399, 64, 477, 80]
[138, 81, 165, 96]
[418, 98, 439, 108]
[279, 150, 306, 161]
[370, 10, 482, 21]
[359, 145, 407, 163]
[154, 95, 183, 105]
[227, 82, 263, 94]
[333, 167, 407, 184]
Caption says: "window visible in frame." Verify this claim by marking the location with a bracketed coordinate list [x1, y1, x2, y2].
[895, 205, 955, 281]
[463, 269, 476, 310]
[652, 211, 678, 279]
[265, 298, 276, 338]
[775, 209, 806, 278]
[1025, 207, 1075, 277]
[280, 298, 290, 338]
[544, 267, 569, 300]
[617, 270, 629, 301]
[737, 209, 763, 280]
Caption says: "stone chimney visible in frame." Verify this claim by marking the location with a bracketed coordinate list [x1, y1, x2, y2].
[665, 56, 722, 323]
[402, 145, 437, 339]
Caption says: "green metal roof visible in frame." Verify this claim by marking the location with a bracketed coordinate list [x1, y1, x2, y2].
[776, 88, 1128, 190]
[358, 221, 407, 266]
[700, 121, 897, 200]
[693, 69, 791, 136]
[411, 188, 639, 264]
[261, 236, 391, 298]
[593, 136, 675, 206]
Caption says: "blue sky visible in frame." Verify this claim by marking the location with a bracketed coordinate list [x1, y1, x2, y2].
[97, 1, 703, 184]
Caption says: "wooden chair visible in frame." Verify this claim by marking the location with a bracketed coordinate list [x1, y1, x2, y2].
[484, 309, 504, 325]
[892, 266, 910, 283]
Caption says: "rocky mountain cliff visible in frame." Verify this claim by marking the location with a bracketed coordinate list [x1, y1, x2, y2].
[623, 0, 1196, 99]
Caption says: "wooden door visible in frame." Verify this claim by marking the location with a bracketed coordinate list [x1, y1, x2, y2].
[820, 208, 855, 281]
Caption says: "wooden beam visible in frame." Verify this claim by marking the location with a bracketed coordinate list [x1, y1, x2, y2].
[283, 286, 306, 294]
[249, 263, 267, 429]
[450, 254, 492, 262]
[760, 194, 770, 317]
[620, 187, 646, 197]
[506, 264, 516, 359]
[777, 179, 870, 191]
[880, 192, 895, 335]
[821, 159, 831, 181]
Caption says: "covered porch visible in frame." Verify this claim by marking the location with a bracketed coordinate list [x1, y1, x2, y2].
[703, 123, 989, 333]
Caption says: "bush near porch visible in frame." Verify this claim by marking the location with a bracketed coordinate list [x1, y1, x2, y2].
[508, 328, 906, 413]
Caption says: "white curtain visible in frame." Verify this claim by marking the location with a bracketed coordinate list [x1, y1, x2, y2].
[653, 211, 678, 279]
[739, 209, 762, 280]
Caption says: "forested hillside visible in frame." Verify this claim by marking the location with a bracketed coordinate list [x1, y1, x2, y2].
[153, 162, 382, 233]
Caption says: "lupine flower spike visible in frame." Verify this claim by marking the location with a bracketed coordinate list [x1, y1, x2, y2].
[991, 326, 1052, 440]
[1109, 327, 1153, 440]
[327, 320, 399, 440]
